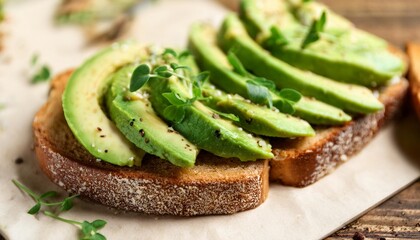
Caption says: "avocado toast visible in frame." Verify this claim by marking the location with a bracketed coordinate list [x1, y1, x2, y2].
[33, 0, 408, 216]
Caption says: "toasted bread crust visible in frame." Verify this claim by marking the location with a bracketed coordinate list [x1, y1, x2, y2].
[407, 43, 420, 121]
[270, 79, 409, 187]
[33, 71, 269, 216]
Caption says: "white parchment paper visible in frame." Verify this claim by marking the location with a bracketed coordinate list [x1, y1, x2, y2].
[0, 0, 419, 239]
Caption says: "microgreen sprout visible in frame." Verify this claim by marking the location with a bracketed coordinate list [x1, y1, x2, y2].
[44, 211, 107, 240]
[226, 51, 302, 113]
[30, 53, 51, 84]
[301, 10, 327, 49]
[263, 26, 289, 49]
[12, 179, 79, 214]
[12, 180, 107, 240]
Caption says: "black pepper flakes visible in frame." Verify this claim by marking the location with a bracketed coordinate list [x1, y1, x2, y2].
[15, 157, 24, 164]
[97, 127, 102, 131]
[245, 118, 253, 124]
[168, 129, 174, 133]
[145, 138, 150, 143]
[139, 129, 145, 137]
[104, 149, 108, 153]
[352, 232, 365, 240]
[129, 121, 134, 126]
[139, 118, 143, 122]
[215, 129, 222, 138]
[100, 135, 106, 138]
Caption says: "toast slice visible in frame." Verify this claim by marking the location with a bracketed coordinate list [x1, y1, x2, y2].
[407, 43, 420, 121]
[33, 70, 269, 216]
[270, 79, 409, 187]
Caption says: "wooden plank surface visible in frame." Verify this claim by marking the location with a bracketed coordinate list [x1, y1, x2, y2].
[326, 180, 420, 240]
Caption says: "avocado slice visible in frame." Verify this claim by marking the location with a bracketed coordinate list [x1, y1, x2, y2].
[148, 74, 274, 161]
[218, 14, 383, 114]
[188, 23, 351, 124]
[106, 65, 199, 168]
[202, 86, 315, 137]
[239, 0, 405, 86]
[63, 41, 148, 166]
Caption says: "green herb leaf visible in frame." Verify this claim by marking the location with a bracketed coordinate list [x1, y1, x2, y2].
[28, 202, 41, 215]
[154, 65, 168, 73]
[31, 65, 51, 83]
[301, 11, 327, 49]
[60, 198, 73, 211]
[246, 80, 273, 108]
[211, 109, 239, 122]
[303, 0, 313, 3]
[276, 100, 295, 114]
[162, 92, 187, 106]
[194, 71, 210, 87]
[252, 77, 276, 91]
[263, 26, 288, 49]
[227, 51, 248, 77]
[162, 48, 177, 58]
[170, 63, 191, 72]
[178, 50, 191, 60]
[163, 105, 185, 123]
[130, 64, 151, 92]
[278, 88, 302, 103]
[82, 221, 96, 236]
[91, 220, 107, 230]
[40, 191, 58, 200]
[90, 233, 107, 240]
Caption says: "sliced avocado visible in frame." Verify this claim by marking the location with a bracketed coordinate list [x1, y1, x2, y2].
[218, 15, 383, 114]
[202, 86, 315, 137]
[240, 0, 405, 86]
[106, 65, 199, 168]
[148, 75, 274, 161]
[188, 23, 351, 124]
[63, 41, 148, 166]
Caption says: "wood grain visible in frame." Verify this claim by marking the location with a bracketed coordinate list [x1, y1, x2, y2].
[326, 180, 420, 240]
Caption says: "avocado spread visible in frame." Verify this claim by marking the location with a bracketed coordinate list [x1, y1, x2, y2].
[62, 0, 403, 168]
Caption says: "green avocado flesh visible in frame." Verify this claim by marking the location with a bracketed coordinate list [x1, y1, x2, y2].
[239, 0, 405, 87]
[148, 76, 274, 161]
[106, 66, 199, 167]
[63, 41, 148, 166]
[218, 14, 384, 114]
[202, 86, 315, 137]
[188, 23, 351, 125]
[63, 0, 396, 168]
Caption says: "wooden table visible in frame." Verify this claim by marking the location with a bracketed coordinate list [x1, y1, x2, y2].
[326, 180, 420, 240]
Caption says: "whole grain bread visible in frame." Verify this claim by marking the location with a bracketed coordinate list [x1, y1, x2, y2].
[33, 70, 269, 216]
[269, 79, 409, 187]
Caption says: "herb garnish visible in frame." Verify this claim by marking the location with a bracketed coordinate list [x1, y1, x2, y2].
[227, 51, 301, 113]
[30, 53, 52, 84]
[13, 180, 107, 240]
[301, 11, 327, 49]
[44, 211, 107, 240]
[263, 26, 289, 49]
[130, 49, 210, 123]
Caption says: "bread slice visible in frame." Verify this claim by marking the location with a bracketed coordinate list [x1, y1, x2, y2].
[270, 79, 409, 187]
[33, 70, 269, 216]
[407, 43, 420, 121]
